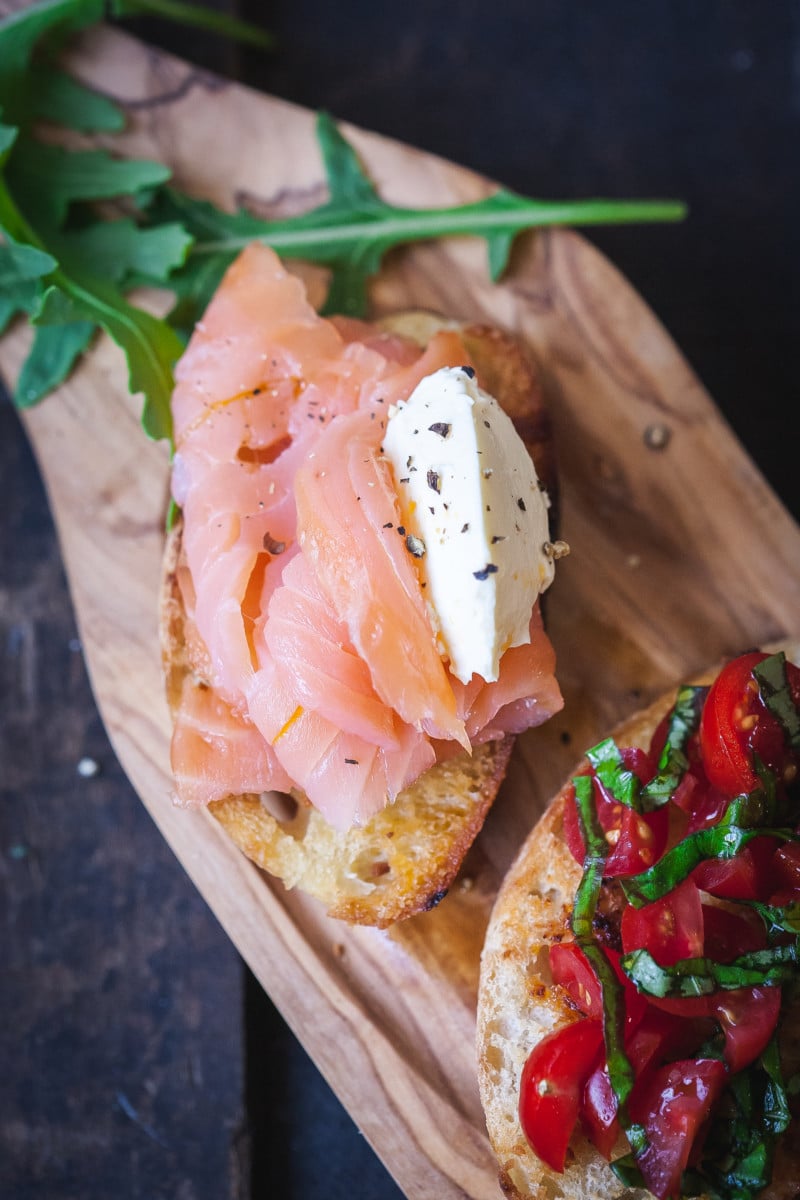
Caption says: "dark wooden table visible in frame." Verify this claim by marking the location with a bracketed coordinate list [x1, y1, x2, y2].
[2, 2, 798, 1197]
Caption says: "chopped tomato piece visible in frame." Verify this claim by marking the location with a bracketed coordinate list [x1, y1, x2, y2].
[629, 1058, 727, 1200]
[710, 984, 781, 1072]
[582, 1008, 712, 1162]
[771, 842, 800, 898]
[605, 945, 650, 1031]
[701, 901, 767, 960]
[692, 835, 778, 900]
[582, 1062, 619, 1160]
[670, 770, 730, 833]
[582, 1012, 670, 1160]
[519, 1019, 604, 1173]
[549, 942, 649, 1028]
[549, 942, 602, 1018]
[621, 878, 704, 966]
[605, 804, 669, 877]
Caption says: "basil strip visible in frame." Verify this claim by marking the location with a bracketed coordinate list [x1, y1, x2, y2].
[700, 1036, 790, 1200]
[754, 652, 800, 752]
[570, 773, 608, 936]
[621, 820, 795, 908]
[608, 1153, 647, 1190]
[570, 776, 646, 1154]
[724, 767, 780, 828]
[747, 900, 800, 939]
[621, 942, 799, 998]
[585, 738, 641, 811]
[640, 685, 707, 811]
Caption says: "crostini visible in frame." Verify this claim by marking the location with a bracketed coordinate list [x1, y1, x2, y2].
[160, 243, 565, 926]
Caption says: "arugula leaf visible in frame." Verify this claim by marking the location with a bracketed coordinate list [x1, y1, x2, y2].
[57, 218, 193, 283]
[15, 319, 95, 408]
[0, 0, 106, 118]
[7, 139, 171, 228]
[27, 62, 126, 131]
[174, 111, 688, 318]
[35, 279, 182, 439]
[0, 232, 57, 285]
[0, 0, 687, 442]
[0, 276, 40, 334]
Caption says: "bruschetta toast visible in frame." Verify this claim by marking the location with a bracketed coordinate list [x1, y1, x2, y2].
[478, 642, 800, 1200]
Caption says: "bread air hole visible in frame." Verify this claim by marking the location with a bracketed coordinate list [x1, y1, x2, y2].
[349, 851, 392, 887]
[260, 790, 301, 825]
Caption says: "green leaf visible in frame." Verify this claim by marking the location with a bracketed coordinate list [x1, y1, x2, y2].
[36, 278, 182, 440]
[621, 943, 799, 998]
[317, 110, 380, 209]
[178, 111, 687, 317]
[111, 0, 274, 49]
[0, 276, 41, 334]
[622, 818, 796, 907]
[57, 218, 193, 283]
[14, 320, 95, 408]
[586, 737, 642, 810]
[486, 230, 515, 281]
[0, 234, 57, 285]
[7, 140, 171, 228]
[747, 900, 800, 939]
[27, 63, 126, 132]
[0, 0, 106, 116]
[699, 1038, 790, 1200]
[755, 652, 800, 751]
[0, 122, 18, 162]
[641, 685, 707, 810]
[0, 0, 105, 73]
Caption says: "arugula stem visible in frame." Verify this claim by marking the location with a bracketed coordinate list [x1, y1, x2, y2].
[190, 197, 688, 258]
[116, 0, 274, 49]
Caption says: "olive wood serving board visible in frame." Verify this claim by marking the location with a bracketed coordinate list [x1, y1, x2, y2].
[3, 20, 800, 1200]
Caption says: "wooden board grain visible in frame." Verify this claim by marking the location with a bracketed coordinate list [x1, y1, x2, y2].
[3, 20, 800, 1199]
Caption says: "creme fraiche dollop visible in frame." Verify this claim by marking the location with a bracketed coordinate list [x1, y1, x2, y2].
[382, 365, 557, 684]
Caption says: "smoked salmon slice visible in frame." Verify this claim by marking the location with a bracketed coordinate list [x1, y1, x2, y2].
[168, 242, 563, 828]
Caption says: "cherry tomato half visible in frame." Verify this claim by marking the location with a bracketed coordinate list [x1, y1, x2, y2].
[519, 1019, 604, 1173]
[699, 651, 797, 797]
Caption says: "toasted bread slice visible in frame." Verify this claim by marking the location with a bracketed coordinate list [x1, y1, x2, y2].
[476, 640, 800, 1199]
[159, 317, 557, 928]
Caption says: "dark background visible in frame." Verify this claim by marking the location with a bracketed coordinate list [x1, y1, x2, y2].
[2, 2, 798, 1197]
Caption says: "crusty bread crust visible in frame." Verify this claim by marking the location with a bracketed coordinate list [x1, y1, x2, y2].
[159, 316, 556, 927]
[477, 640, 800, 1199]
